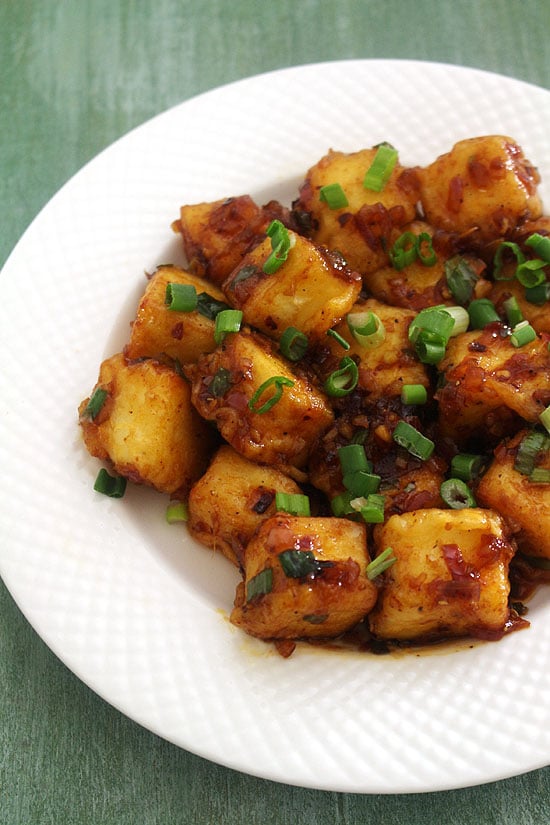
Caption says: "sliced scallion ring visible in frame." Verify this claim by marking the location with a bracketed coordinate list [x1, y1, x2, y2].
[319, 182, 349, 209]
[279, 326, 309, 361]
[525, 232, 550, 263]
[274, 491, 311, 516]
[450, 453, 485, 482]
[83, 387, 108, 420]
[93, 468, 127, 498]
[327, 328, 351, 350]
[516, 259, 547, 288]
[323, 356, 359, 397]
[166, 501, 189, 523]
[493, 241, 525, 280]
[510, 320, 537, 348]
[392, 420, 435, 460]
[503, 295, 523, 327]
[401, 384, 428, 405]
[248, 375, 294, 414]
[346, 311, 386, 348]
[389, 231, 417, 270]
[467, 298, 500, 329]
[445, 256, 479, 304]
[165, 282, 198, 312]
[440, 478, 476, 509]
[366, 547, 397, 580]
[363, 143, 398, 192]
[214, 309, 243, 344]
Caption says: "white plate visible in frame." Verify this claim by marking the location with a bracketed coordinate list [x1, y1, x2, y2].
[1, 60, 549, 795]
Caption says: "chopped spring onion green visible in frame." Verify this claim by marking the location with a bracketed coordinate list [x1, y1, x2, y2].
[525, 232, 550, 263]
[440, 478, 476, 509]
[278, 549, 333, 578]
[389, 231, 417, 270]
[323, 356, 359, 397]
[263, 219, 294, 274]
[451, 453, 485, 482]
[196, 292, 231, 320]
[210, 367, 232, 397]
[416, 233, 437, 266]
[279, 326, 308, 361]
[346, 311, 386, 348]
[524, 282, 550, 305]
[510, 320, 537, 348]
[246, 568, 273, 601]
[319, 182, 349, 209]
[445, 256, 479, 304]
[540, 405, 550, 435]
[275, 491, 311, 516]
[83, 387, 108, 420]
[352, 493, 386, 523]
[366, 547, 397, 580]
[514, 430, 550, 475]
[401, 384, 428, 405]
[338, 443, 372, 475]
[529, 468, 550, 483]
[444, 305, 470, 336]
[516, 259, 547, 288]
[93, 468, 127, 498]
[503, 296, 523, 327]
[214, 309, 243, 344]
[363, 143, 398, 192]
[393, 420, 435, 460]
[248, 375, 294, 414]
[327, 328, 351, 350]
[467, 298, 500, 329]
[343, 470, 381, 497]
[165, 282, 198, 312]
[166, 501, 188, 523]
[493, 241, 525, 280]
[330, 491, 355, 517]
[408, 306, 456, 364]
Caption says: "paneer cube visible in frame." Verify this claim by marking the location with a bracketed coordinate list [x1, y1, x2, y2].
[477, 429, 550, 560]
[293, 146, 418, 275]
[79, 353, 216, 494]
[417, 136, 542, 243]
[230, 515, 378, 639]
[188, 328, 334, 471]
[369, 508, 515, 642]
[222, 230, 361, 341]
[187, 445, 303, 568]
[125, 265, 226, 365]
[436, 323, 550, 444]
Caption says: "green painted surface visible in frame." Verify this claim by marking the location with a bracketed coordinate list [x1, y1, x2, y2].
[1, 1, 549, 822]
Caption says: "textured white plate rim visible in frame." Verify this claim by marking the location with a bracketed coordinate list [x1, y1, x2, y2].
[0, 59, 549, 795]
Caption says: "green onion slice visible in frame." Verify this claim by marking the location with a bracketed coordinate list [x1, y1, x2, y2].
[363, 143, 398, 192]
[440, 478, 477, 509]
[275, 492, 311, 516]
[514, 430, 550, 475]
[510, 320, 537, 348]
[529, 468, 550, 483]
[493, 241, 525, 280]
[210, 367, 232, 397]
[445, 256, 479, 304]
[444, 305, 470, 336]
[346, 311, 386, 348]
[516, 259, 547, 288]
[401, 384, 428, 405]
[263, 220, 294, 274]
[408, 306, 455, 343]
[366, 547, 397, 580]
[393, 420, 435, 460]
[338, 443, 371, 474]
[524, 282, 550, 305]
[214, 309, 243, 344]
[165, 282, 198, 312]
[450, 453, 485, 482]
[540, 406, 550, 435]
[353, 493, 386, 523]
[319, 182, 349, 209]
[279, 326, 308, 361]
[330, 491, 355, 517]
[93, 468, 127, 498]
[278, 549, 333, 578]
[389, 231, 417, 270]
[166, 501, 188, 523]
[246, 568, 273, 601]
[467, 298, 500, 329]
[83, 387, 108, 420]
[248, 375, 294, 414]
[416, 232, 437, 266]
[196, 292, 231, 320]
[343, 470, 381, 497]
[525, 233, 550, 263]
[323, 356, 359, 397]
[327, 328, 351, 350]
[503, 296, 523, 328]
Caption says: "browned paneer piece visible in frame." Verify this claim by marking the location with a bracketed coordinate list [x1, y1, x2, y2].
[292, 146, 419, 275]
[171, 195, 289, 286]
[230, 514, 378, 640]
[79, 353, 216, 495]
[436, 323, 550, 445]
[369, 508, 516, 643]
[476, 429, 550, 560]
[316, 297, 429, 400]
[489, 278, 550, 335]
[364, 221, 491, 311]
[222, 228, 361, 342]
[125, 265, 227, 365]
[188, 328, 334, 472]
[187, 445, 303, 569]
[417, 136, 542, 243]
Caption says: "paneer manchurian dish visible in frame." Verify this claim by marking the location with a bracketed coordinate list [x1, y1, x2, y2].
[79, 135, 550, 656]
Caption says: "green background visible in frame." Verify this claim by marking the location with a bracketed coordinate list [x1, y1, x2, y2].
[1, 1, 549, 822]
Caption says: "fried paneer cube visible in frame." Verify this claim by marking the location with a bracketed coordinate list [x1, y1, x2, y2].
[417, 136, 542, 243]
[125, 265, 226, 365]
[79, 353, 216, 495]
[316, 297, 429, 400]
[230, 515, 378, 639]
[364, 222, 490, 311]
[222, 230, 361, 342]
[477, 429, 550, 560]
[187, 445, 303, 568]
[369, 508, 515, 642]
[188, 328, 334, 471]
[436, 323, 550, 445]
[293, 146, 418, 275]
[171, 195, 289, 286]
